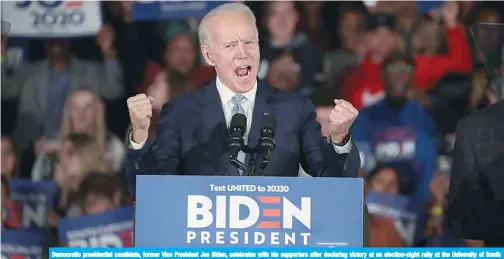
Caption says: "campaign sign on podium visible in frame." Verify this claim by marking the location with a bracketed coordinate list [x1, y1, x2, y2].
[135, 175, 364, 247]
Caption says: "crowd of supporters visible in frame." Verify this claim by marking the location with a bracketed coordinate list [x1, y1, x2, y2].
[1, 0, 503, 249]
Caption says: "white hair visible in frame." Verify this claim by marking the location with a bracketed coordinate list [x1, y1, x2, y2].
[198, 3, 259, 46]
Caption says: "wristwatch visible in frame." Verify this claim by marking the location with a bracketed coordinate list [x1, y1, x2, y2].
[331, 134, 351, 147]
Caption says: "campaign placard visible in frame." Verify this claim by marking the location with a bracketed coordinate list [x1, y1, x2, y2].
[4, 179, 57, 229]
[365, 191, 424, 246]
[135, 175, 364, 247]
[131, 1, 230, 21]
[57, 206, 134, 247]
[1, 229, 44, 259]
[1, 1, 102, 37]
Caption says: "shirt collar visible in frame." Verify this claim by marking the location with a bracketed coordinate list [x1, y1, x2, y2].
[216, 76, 257, 105]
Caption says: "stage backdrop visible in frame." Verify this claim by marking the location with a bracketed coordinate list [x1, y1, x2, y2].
[1, 1, 102, 37]
[135, 175, 364, 247]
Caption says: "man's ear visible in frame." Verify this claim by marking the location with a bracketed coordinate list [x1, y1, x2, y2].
[201, 45, 216, 67]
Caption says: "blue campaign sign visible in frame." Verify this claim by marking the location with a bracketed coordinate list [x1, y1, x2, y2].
[6, 179, 57, 229]
[57, 206, 134, 247]
[365, 191, 425, 246]
[135, 175, 364, 248]
[1, 229, 44, 259]
[131, 1, 230, 21]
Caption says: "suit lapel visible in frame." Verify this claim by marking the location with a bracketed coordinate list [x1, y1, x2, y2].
[201, 83, 239, 176]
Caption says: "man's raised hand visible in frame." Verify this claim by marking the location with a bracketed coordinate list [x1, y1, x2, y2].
[328, 99, 359, 144]
[127, 94, 155, 143]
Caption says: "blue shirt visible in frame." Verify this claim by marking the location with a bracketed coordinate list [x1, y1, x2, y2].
[43, 69, 72, 139]
[352, 99, 439, 202]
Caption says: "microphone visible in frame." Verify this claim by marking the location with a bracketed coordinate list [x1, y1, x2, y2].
[227, 113, 248, 173]
[256, 113, 277, 172]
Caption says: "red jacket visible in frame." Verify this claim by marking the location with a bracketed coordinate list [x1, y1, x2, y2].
[339, 24, 472, 110]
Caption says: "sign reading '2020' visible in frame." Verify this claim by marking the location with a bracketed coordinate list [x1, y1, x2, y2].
[2, 1, 102, 37]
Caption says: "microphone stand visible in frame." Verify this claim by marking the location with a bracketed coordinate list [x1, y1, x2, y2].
[230, 156, 249, 174]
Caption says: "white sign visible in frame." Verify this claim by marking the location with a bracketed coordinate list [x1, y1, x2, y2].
[1, 1, 102, 38]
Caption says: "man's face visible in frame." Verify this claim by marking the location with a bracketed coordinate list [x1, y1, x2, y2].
[369, 167, 399, 195]
[368, 27, 397, 58]
[384, 60, 413, 99]
[339, 12, 365, 50]
[267, 53, 300, 92]
[475, 11, 501, 52]
[164, 34, 197, 75]
[201, 12, 260, 93]
[266, 1, 298, 41]
[83, 194, 115, 215]
[1, 138, 15, 177]
[45, 40, 69, 60]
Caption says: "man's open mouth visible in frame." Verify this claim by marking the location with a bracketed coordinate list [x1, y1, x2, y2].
[235, 65, 251, 79]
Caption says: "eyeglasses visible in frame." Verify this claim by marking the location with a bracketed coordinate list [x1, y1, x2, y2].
[385, 64, 413, 73]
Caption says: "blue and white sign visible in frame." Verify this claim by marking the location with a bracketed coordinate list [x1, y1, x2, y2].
[6, 179, 57, 229]
[57, 206, 134, 247]
[365, 191, 423, 246]
[1, 1, 102, 37]
[132, 1, 230, 21]
[1, 229, 44, 259]
[135, 175, 364, 247]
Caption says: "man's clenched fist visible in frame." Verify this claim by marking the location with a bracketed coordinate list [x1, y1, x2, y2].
[328, 99, 359, 144]
[127, 94, 154, 143]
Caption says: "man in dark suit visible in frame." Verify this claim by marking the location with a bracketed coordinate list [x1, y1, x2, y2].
[446, 100, 504, 247]
[125, 3, 361, 197]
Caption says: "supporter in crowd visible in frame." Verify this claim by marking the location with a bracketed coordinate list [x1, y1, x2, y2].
[45, 133, 108, 221]
[266, 49, 301, 92]
[469, 6, 502, 70]
[352, 52, 439, 203]
[366, 162, 416, 196]
[106, 1, 215, 94]
[339, 2, 472, 109]
[297, 1, 331, 52]
[60, 88, 125, 172]
[125, 69, 190, 142]
[365, 163, 413, 247]
[259, 1, 324, 96]
[1, 27, 124, 164]
[79, 173, 122, 215]
[411, 16, 445, 56]
[31, 88, 124, 179]
[324, 2, 367, 90]
[1, 136, 17, 178]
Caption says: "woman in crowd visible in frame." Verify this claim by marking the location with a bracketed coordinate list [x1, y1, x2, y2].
[31, 88, 125, 180]
[50, 133, 108, 219]
[364, 163, 414, 247]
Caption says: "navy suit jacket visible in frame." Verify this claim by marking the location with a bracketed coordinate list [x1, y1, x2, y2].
[125, 81, 361, 197]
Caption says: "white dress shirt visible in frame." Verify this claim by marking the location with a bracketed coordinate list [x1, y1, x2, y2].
[129, 77, 352, 157]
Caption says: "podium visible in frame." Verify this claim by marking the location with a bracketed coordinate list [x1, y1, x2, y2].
[134, 175, 365, 247]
